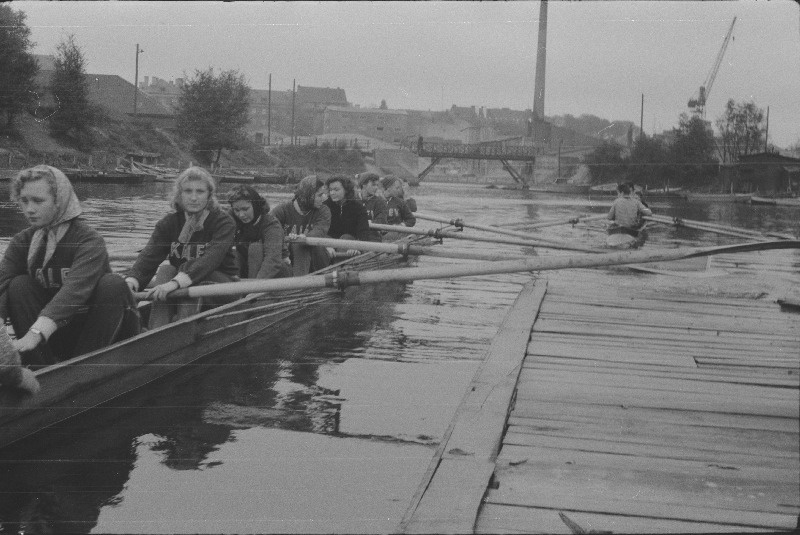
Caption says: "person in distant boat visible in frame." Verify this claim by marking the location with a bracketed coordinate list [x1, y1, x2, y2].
[124, 166, 238, 327]
[227, 185, 291, 280]
[607, 182, 652, 237]
[357, 173, 387, 242]
[269, 175, 331, 276]
[0, 165, 138, 367]
[627, 181, 649, 208]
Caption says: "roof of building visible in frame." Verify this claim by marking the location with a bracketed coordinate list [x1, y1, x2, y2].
[739, 152, 800, 164]
[297, 86, 348, 105]
[326, 106, 407, 116]
[34, 70, 173, 117]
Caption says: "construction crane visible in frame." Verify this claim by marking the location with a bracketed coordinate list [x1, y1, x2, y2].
[688, 16, 737, 117]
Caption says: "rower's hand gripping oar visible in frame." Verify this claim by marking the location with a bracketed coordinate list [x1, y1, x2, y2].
[0, 322, 40, 395]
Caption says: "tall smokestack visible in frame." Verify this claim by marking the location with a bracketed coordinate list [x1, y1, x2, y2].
[533, 0, 548, 121]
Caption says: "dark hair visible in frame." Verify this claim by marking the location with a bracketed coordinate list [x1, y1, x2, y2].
[358, 172, 380, 187]
[326, 175, 356, 200]
[380, 175, 399, 191]
[228, 184, 268, 215]
[617, 183, 631, 195]
[294, 175, 326, 211]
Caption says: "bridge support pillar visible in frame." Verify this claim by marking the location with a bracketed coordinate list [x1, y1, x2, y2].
[417, 157, 441, 183]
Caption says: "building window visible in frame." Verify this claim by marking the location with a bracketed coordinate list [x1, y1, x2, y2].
[377, 126, 384, 131]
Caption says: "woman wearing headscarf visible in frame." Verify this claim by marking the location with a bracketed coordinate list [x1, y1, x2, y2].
[269, 175, 331, 276]
[124, 166, 238, 327]
[227, 185, 291, 279]
[0, 165, 138, 367]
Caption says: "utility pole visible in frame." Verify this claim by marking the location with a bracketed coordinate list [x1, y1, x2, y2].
[267, 73, 272, 146]
[291, 79, 296, 146]
[134, 44, 144, 115]
[764, 106, 769, 153]
[640, 94, 644, 139]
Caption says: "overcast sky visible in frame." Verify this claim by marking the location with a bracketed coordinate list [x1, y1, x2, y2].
[15, 1, 800, 148]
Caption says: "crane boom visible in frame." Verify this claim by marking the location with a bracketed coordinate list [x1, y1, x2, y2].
[688, 16, 737, 116]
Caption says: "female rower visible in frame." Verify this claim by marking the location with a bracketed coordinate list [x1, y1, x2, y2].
[357, 173, 387, 242]
[324, 175, 370, 241]
[380, 175, 416, 241]
[269, 175, 331, 276]
[228, 185, 291, 279]
[0, 165, 137, 367]
[124, 166, 238, 327]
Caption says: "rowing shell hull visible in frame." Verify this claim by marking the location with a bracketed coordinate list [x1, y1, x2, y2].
[0, 243, 424, 450]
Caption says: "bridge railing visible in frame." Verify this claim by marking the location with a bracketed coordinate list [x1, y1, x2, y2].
[412, 140, 538, 161]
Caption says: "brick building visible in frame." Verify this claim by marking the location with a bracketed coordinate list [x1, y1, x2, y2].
[323, 106, 409, 144]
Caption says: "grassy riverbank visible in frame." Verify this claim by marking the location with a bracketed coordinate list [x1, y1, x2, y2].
[0, 112, 366, 176]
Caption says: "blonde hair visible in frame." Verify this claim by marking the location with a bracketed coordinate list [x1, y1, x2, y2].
[11, 165, 61, 203]
[170, 166, 219, 211]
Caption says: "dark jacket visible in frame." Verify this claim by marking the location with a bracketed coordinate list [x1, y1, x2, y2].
[386, 196, 416, 227]
[0, 218, 111, 328]
[126, 208, 238, 289]
[324, 198, 370, 240]
[232, 209, 289, 279]
[361, 194, 388, 242]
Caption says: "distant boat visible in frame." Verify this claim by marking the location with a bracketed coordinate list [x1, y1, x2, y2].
[750, 196, 800, 207]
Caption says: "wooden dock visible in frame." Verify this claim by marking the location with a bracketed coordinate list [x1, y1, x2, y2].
[401, 261, 800, 533]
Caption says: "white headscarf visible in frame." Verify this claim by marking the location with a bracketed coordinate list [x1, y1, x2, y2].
[18, 166, 83, 273]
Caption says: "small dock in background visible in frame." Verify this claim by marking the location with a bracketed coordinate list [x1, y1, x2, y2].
[400, 262, 800, 533]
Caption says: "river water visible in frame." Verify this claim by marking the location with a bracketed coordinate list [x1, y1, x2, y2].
[0, 181, 798, 533]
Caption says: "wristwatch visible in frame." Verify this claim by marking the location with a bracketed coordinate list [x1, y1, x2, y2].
[29, 327, 45, 343]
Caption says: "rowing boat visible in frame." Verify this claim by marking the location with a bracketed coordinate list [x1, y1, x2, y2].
[0, 234, 434, 450]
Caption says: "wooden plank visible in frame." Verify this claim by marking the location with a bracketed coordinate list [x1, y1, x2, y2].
[517, 369, 800, 400]
[504, 420, 800, 461]
[526, 332, 799, 360]
[492, 446, 800, 513]
[513, 381, 799, 418]
[475, 503, 780, 534]
[484, 451, 798, 530]
[521, 358, 800, 387]
[539, 302, 800, 334]
[532, 318, 799, 346]
[511, 400, 799, 433]
[526, 340, 699, 368]
[400, 279, 547, 534]
[540, 293, 788, 317]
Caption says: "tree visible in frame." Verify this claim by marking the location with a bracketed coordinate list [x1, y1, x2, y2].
[379, 99, 388, 110]
[626, 134, 670, 188]
[715, 99, 765, 163]
[49, 35, 92, 142]
[585, 140, 626, 183]
[669, 113, 717, 186]
[0, 5, 39, 132]
[176, 68, 251, 167]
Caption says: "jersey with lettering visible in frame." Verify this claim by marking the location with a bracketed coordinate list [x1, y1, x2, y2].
[0, 218, 111, 328]
[126, 208, 238, 289]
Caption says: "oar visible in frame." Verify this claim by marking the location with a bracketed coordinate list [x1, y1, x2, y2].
[134, 240, 800, 300]
[513, 214, 608, 230]
[414, 212, 602, 250]
[645, 215, 771, 240]
[369, 223, 603, 254]
[288, 236, 528, 262]
[646, 215, 795, 240]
